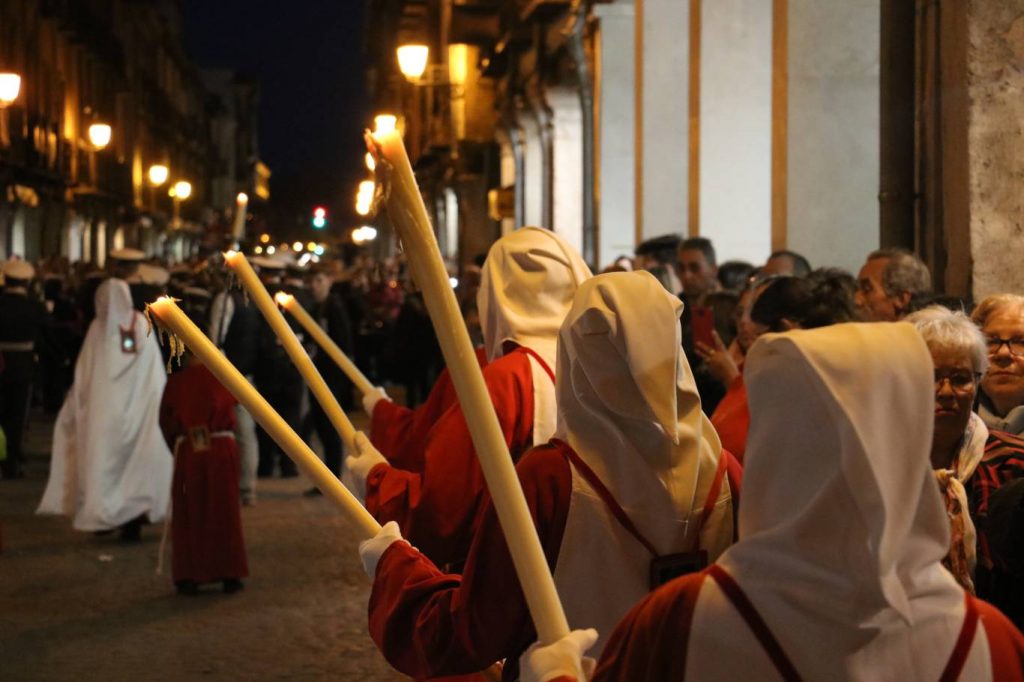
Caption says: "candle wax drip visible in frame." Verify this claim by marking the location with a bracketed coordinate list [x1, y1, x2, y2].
[144, 302, 187, 374]
[364, 131, 391, 217]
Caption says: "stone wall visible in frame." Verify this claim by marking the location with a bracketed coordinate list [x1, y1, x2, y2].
[968, 1, 1024, 300]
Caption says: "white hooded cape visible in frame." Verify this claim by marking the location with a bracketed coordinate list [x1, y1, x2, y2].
[477, 226, 592, 444]
[38, 279, 172, 530]
[552, 272, 734, 656]
[685, 323, 993, 680]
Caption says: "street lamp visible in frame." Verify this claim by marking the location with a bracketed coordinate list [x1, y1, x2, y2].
[169, 180, 192, 228]
[0, 72, 21, 147]
[148, 164, 169, 186]
[172, 180, 192, 200]
[88, 123, 112, 150]
[397, 44, 429, 81]
[0, 73, 21, 107]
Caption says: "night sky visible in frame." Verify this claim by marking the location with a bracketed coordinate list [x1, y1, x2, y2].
[181, 1, 370, 239]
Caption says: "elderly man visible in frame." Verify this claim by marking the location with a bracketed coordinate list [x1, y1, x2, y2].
[854, 248, 932, 321]
[972, 294, 1024, 437]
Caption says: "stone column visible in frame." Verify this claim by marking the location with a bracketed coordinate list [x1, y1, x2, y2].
[594, 2, 636, 268]
[698, 0, 772, 264]
[785, 0, 880, 273]
[635, 0, 691, 241]
[548, 86, 584, 255]
[966, 2, 1024, 300]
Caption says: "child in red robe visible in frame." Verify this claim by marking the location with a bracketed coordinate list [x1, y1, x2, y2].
[160, 354, 249, 595]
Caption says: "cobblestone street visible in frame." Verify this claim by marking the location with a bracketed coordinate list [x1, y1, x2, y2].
[0, 411, 401, 681]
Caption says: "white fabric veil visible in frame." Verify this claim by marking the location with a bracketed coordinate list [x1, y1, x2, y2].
[38, 278, 172, 530]
[688, 323, 990, 681]
[552, 272, 734, 655]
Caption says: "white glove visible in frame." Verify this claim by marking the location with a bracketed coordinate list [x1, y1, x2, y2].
[519, 629, 599, 682]
[345, 431, 388, 499]
[358, 520, 405, 578]
[362, 386, 390, 416]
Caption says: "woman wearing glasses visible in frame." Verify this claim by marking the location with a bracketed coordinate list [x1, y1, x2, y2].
[973, 294, 1024, 437]
[908, 306, 1024, 625]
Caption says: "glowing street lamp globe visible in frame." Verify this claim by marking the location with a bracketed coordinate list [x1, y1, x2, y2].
[148, 164, 169, 186]
[0, 73, 22, 107]
[397, 44, 429, 81]
[88, 123, 112, 150]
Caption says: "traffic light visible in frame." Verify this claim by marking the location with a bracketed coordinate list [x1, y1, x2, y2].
[312, 206, 327, 229]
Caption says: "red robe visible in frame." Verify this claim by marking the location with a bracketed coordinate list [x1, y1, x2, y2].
[365, 347, 538, 566]
[370, 346, 488, 472]
[160, 364, 248, 584]
[367, 442, 743, 681]
[710, 373, 749, 463]
[591, 570, 1024, 681]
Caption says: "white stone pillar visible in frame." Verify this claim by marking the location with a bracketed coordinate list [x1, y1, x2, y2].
[595, 2, 636, 268]
[636, 0, 690, 240]
[548, 86, 584, 255]
[785, 0, 880, 273]
[698, 0, 772, 264]
[518, 108, 545, 228]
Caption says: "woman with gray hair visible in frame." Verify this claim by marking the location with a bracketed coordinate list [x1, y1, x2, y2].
[908, 307, 1024, 605]
[907, 306, 987, 591]
[973, 294, 1024, 437]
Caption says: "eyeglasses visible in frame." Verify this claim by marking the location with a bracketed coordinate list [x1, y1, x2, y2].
[934, 371, 979, 393]
[985, 337, 1024, 357]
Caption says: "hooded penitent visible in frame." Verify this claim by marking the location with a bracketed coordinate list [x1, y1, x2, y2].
[553, 271, 734, 655]
[688, 323, 988, 680]
[478, 226, 592, 443]
[38, 278, 172, 530]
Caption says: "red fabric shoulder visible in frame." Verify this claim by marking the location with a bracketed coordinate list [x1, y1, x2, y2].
[592, 570, 710, 682]
[366, 442, 572, 680]
[975, 598, 1024, 681]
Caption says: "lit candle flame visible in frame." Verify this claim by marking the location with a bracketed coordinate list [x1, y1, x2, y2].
[274, 292, 293, 307]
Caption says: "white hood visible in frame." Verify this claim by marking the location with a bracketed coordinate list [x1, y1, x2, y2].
[703, 323, 983, 680]
[477, 226, 592, 370]
[553, 271, 733, 656]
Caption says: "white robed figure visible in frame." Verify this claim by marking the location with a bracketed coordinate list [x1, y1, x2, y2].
[38, 278, 172, 530]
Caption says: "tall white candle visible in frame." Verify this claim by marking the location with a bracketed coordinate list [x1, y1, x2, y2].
[276, 292, 376, 397]
[232, 193, 249, 240]
[223, 251, 357, 448]
[368, 130, 571, 645]
[147, 296, 380, 537]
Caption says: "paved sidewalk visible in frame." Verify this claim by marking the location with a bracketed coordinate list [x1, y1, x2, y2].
[0, 411, 401, 681]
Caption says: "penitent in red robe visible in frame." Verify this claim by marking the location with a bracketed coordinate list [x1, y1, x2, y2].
[591, 570, 1024, 681]
[160, 364, 248, 584]
[364, 346, 540, 567]
[367, 442, 743, 681]
[369, 346, 488, 472]
[710, 373, 750, 463]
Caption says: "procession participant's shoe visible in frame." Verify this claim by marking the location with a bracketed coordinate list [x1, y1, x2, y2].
[175, 580, 199, 596]
[222, 578, 245, 594]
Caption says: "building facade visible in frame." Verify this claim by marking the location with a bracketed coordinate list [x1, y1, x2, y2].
[364, 0, 1024, 299]
[0, 0, 268, 265]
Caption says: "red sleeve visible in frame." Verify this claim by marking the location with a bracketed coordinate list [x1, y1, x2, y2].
[364, 352, 535, 566]
[370, 351, 488, 472]
[367, 445, 572, 679]
[592, 572, 708, 682]
[159, 374, 181, 447]
[975, 598, 1024, 680]
[710, 376, 749, 463]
